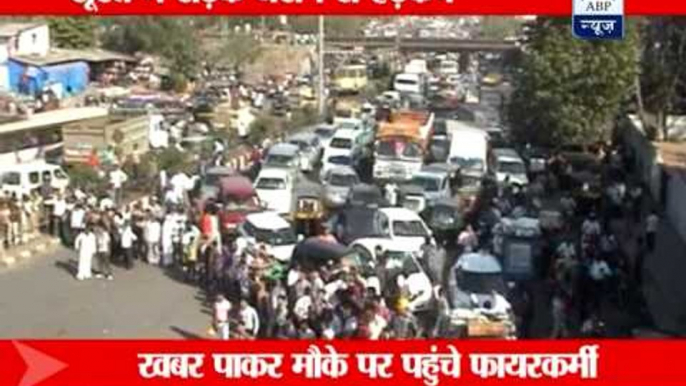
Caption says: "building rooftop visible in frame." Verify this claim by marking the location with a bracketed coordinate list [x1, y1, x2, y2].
[0, 107, 109, 135]
[0, 23, 45, 38]
[11, 48, 136, 67]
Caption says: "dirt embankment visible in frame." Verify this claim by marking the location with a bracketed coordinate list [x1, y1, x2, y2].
[242, 44, 315, 85]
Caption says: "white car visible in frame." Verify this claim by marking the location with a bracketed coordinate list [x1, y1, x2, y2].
[320, 154, 354, 181]
[254, 168, 294, 215]
[377, 207, 433, 252]
[322, 128, 359, 160]
[322, 166, 359, 208]
[238, 212, 297, 262]
[492, 148, 529, 186]
[313, 124, 337, 150]
[351, 238, 434, 312]
[264, 143, 301, 172]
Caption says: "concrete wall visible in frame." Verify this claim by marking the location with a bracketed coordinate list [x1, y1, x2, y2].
[666, 171, 686, 244]
[622, 114, 686, 243]
[621, 115, 662, 199]
[7, 25, 50, 57]
[0, 41, 8, 91]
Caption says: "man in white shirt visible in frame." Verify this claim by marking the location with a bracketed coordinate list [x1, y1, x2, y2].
[109, 167, 128, 206]
[70, 203, 87, 244]
[213, 295, 232, 340]
[51, 194, 67, 239]
[238, 299, 260, 339]
[144, 216, 162, 265]
[293, 287, 313, 322]
[120, 221, 137, 270]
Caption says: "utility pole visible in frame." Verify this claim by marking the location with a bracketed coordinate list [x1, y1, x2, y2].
[318, 15, 326, 118]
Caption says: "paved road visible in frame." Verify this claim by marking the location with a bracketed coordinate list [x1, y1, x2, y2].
[0, 247, 209, 339]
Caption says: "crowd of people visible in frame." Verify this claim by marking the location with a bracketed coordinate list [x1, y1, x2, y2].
[484, 141, 657, 339]
[0, 125, 661, 341]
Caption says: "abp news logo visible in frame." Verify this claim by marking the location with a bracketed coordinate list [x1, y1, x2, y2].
[572, 0, 625, 40]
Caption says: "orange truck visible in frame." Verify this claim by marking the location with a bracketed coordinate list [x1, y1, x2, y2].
[373, 110, 434, 182]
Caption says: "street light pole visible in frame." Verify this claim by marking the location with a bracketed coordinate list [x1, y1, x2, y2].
[318, 15, 326, 118]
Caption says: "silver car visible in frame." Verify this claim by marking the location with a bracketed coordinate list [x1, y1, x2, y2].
[322, 166, 360, 208]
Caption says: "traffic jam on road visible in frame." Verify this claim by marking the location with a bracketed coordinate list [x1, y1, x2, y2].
[185, 52, 636, 341]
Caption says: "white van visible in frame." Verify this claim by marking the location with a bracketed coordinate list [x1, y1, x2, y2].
[446, 120, 490, 178]
[0, 161, 70, 198]
[394, 73, 425, 96]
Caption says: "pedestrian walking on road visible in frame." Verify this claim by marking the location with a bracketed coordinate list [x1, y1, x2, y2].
[212, 294, 232, 340]
[645, 210, 659, 255]
[144, 214, 162, 265]
[120, 221, 137, 270]
[95, 226, 113, 280]
[550, 289, 569, 339]
[75, 226, 96, 281]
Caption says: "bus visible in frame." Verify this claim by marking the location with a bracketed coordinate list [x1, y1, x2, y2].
[333, 64, 368, 95]
[0, 107, 109, 166]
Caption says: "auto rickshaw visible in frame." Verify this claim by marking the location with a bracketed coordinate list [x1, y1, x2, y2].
[294, 194, 325, 237]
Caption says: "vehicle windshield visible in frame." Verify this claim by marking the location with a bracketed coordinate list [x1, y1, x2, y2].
[498, 160, 526, 175]
[266, 154, 295, 167]
[377, 140, 423, 160]
[2, 172, 20, 185]
[329, 173, 358, 187]
[392, 220, 429, 238]
[412, 175, 440, 192]
[450, 157, 484, 173]
[54, 169, 68, 179]
[396, 78, 418, 86]
[351, 190, 381, 205]
[338, 122, 360, 131]
[255, 178, 286, 190]
[330, 138, 353, 149]
[315, 128, 335, 138]
[457, 270, 507, 295]
[255, 227, 297, 246]
[223, 196, 259, 210]
[384, 251, 421, 276]
[432, 207, 460, 226]
[289, 141, 309, 152]
[460, 174, 481, 188]
[327, 156, 352, 166]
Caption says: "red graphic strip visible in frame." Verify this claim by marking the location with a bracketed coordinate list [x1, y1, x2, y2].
[0, 0, 684, 15]
[1, 340, 686, 386]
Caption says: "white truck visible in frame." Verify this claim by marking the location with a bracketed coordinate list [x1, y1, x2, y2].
[373, 110, 435, 182]
[446, 120, 490, 179]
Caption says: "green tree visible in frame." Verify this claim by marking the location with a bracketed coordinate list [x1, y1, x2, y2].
[479, 17, 524, 40]
[508, 18, 639, 147]
[289, 17, 369, 36]
[248, 116, 277, 146]
[102, 18, 199, 79]
[637, 17, 686, 140]
[48, 18, 96, 49]
[206, 35, 263, 71]
[155, 147, 189, 175]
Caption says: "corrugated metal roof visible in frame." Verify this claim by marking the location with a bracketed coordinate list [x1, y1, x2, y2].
[0, 107, 108, 135]
[0, 23, 44, 38]
[11, 48, 135, 67]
